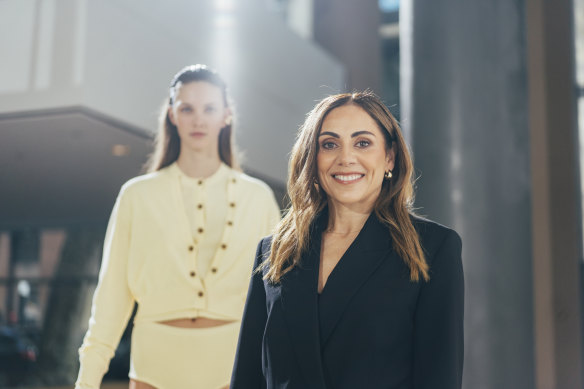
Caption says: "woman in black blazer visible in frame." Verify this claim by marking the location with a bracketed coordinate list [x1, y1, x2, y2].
[231, 91, 464, 389]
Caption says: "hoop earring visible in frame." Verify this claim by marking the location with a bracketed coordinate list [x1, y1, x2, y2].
[225, 116, 233, 126]
[384, 170, 393, 179]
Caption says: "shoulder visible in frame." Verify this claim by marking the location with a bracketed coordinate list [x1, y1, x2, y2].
[410, 215, 462, 262]
[253, 235, 274, 271]
[233, 170, 275, 196]
[118, 168, 172, 198]
[231, 170, 280, 212]
[256, 235, 274, 256]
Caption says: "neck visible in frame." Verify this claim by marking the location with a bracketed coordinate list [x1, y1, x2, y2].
[176, 150, 222, 179]
[325, 201, 372, 234]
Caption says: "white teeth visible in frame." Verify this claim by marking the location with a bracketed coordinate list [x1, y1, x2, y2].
[333, 174, 363, 182]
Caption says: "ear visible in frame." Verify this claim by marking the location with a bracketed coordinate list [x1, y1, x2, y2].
[168, 106, 177, 126]
[385, 142, 396, 173]
[224, 107, 233, 125]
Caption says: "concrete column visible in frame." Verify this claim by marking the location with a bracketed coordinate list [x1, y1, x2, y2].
[526, 0, 584, 387]
[401, 1, 535, 388]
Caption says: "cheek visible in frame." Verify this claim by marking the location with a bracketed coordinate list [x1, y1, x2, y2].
[174, 116, 186, 130]
[210, 116, 226, 129]
[375, 150, 391, 171]
[316, 153, 330, 178]
[174, 111, 189, 124]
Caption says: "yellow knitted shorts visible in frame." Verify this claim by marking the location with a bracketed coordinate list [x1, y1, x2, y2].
[129, 320, 240, 388]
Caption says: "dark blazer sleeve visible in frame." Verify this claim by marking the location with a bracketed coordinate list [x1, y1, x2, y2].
[413, 229, 464, 389]
[230, 237, 269, 389]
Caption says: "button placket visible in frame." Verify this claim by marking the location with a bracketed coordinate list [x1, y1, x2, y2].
[176, 168, 206, 283]
[207, 172, 237, 277]
[192, 181, 206, 278]
[174, 168, 200, 281]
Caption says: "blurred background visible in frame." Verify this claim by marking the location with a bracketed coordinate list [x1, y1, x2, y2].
[0, 0, 583, 388]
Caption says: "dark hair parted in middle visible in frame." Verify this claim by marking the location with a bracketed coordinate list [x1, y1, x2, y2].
[146, 64, 238, 172]
[263, 91, 429, 283]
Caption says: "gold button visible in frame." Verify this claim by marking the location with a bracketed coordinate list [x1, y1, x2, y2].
[232, 178, 236, 183]
[211, 267, 218, 273]
[221, 243, 227, 250]
[197, 180, 203, 185]
[227, 221, 233, 226]
[188, 245, 194, 251]
[190, 271, 196, 277]
[229, 202, 236, 208]
[198, 291, 204, 297]
[197, 204, 203, 209]
[197, 227, 204, 234]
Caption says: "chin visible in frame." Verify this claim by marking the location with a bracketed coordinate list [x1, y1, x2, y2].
[327, 191, 380, 210]
[329, 195, 367, 207]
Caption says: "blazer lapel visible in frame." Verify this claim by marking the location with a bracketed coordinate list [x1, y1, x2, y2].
[279, 219, 328, 388]
[317, 213, 393, 348]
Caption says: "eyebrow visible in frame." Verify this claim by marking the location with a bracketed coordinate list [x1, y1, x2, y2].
[318, 130, 376, 138]
[176, 101, 218, 107]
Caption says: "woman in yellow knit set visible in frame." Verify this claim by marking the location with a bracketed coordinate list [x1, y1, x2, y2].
[75, 65, 281, 389]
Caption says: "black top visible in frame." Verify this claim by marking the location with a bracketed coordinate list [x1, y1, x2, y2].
[231, 211, 464, 389]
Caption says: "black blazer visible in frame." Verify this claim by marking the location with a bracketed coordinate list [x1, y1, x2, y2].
[231, 212, 464, 389]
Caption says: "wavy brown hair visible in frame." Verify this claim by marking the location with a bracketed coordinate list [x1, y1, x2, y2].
[264, 91, 429, 283]
[145, 64, 239, 172]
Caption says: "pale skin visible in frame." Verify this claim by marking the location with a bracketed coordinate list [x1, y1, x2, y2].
[130, 81, 232, 389]
[316, 104, 395, 293]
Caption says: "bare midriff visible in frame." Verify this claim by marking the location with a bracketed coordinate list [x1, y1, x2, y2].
[157, 317, 235, 328]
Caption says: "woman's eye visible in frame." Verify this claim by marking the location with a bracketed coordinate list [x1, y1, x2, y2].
[356, 140, 371, 148]
[321, 141, 337, 150]
[180, 106, 192, 113]
[205, 106, 217, 113]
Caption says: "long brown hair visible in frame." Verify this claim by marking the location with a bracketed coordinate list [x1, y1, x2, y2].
[145, 64, 239, 172]
[264, 91, 429, 283]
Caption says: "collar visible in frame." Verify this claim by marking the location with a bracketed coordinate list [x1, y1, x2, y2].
[167, 161, 231, 187]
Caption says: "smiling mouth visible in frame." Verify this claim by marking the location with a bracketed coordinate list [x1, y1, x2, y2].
[332, 174, 364, 183]
[190, 132, 206, 137]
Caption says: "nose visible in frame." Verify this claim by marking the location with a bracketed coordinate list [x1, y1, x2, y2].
[192, 112, 204, 127]
[338, 145, 357, 166]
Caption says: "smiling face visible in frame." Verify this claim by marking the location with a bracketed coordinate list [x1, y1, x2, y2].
[316, 104, 395, 212]
[168, 81, 230, 159]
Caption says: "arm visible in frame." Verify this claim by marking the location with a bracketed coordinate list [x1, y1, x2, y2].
[231, 238, 269, 389]
[413, 229, 464, 389]
[75, 187, 136, 389]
